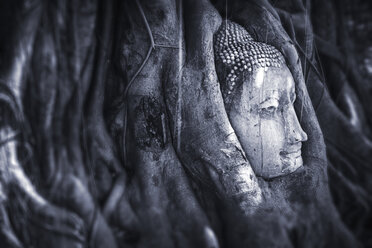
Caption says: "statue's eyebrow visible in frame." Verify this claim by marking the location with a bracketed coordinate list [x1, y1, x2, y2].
[259, 92, 280, 105]
[259, 97, 279, 107]
[248, 89, 279, 103]
[264, 90, 279, 101]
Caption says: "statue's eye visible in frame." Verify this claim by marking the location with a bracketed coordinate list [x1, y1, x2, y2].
[260, 98, 279, 114]
[265, 106, 276, 113]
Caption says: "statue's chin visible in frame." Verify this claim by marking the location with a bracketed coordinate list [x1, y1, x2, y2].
[256, 155, 304, 179]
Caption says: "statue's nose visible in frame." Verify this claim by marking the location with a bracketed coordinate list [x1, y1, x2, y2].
[287, 107, 308, 144]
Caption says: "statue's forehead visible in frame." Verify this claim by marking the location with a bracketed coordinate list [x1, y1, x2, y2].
[243, 67, 295, 102]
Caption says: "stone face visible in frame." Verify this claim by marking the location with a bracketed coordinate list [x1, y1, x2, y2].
[214, 21, 308, 179]
[226, 66, 308, 179]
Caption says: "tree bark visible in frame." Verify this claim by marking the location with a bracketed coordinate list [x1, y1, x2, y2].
[0, 0, 371, 247]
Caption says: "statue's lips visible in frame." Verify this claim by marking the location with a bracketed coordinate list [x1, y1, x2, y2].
[280, 147, 302, 158]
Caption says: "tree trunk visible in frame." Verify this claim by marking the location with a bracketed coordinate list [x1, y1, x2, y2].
[0, 0, 370, 247]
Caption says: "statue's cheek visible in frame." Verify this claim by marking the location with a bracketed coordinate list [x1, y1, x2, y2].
[259, 117, 286, 175]
[243, 116, 263, 173]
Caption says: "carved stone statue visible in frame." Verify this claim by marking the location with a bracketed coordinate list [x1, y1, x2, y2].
[214, 21, 308, 179]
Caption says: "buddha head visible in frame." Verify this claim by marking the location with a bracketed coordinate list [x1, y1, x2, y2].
[214, 21, 308, 179]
